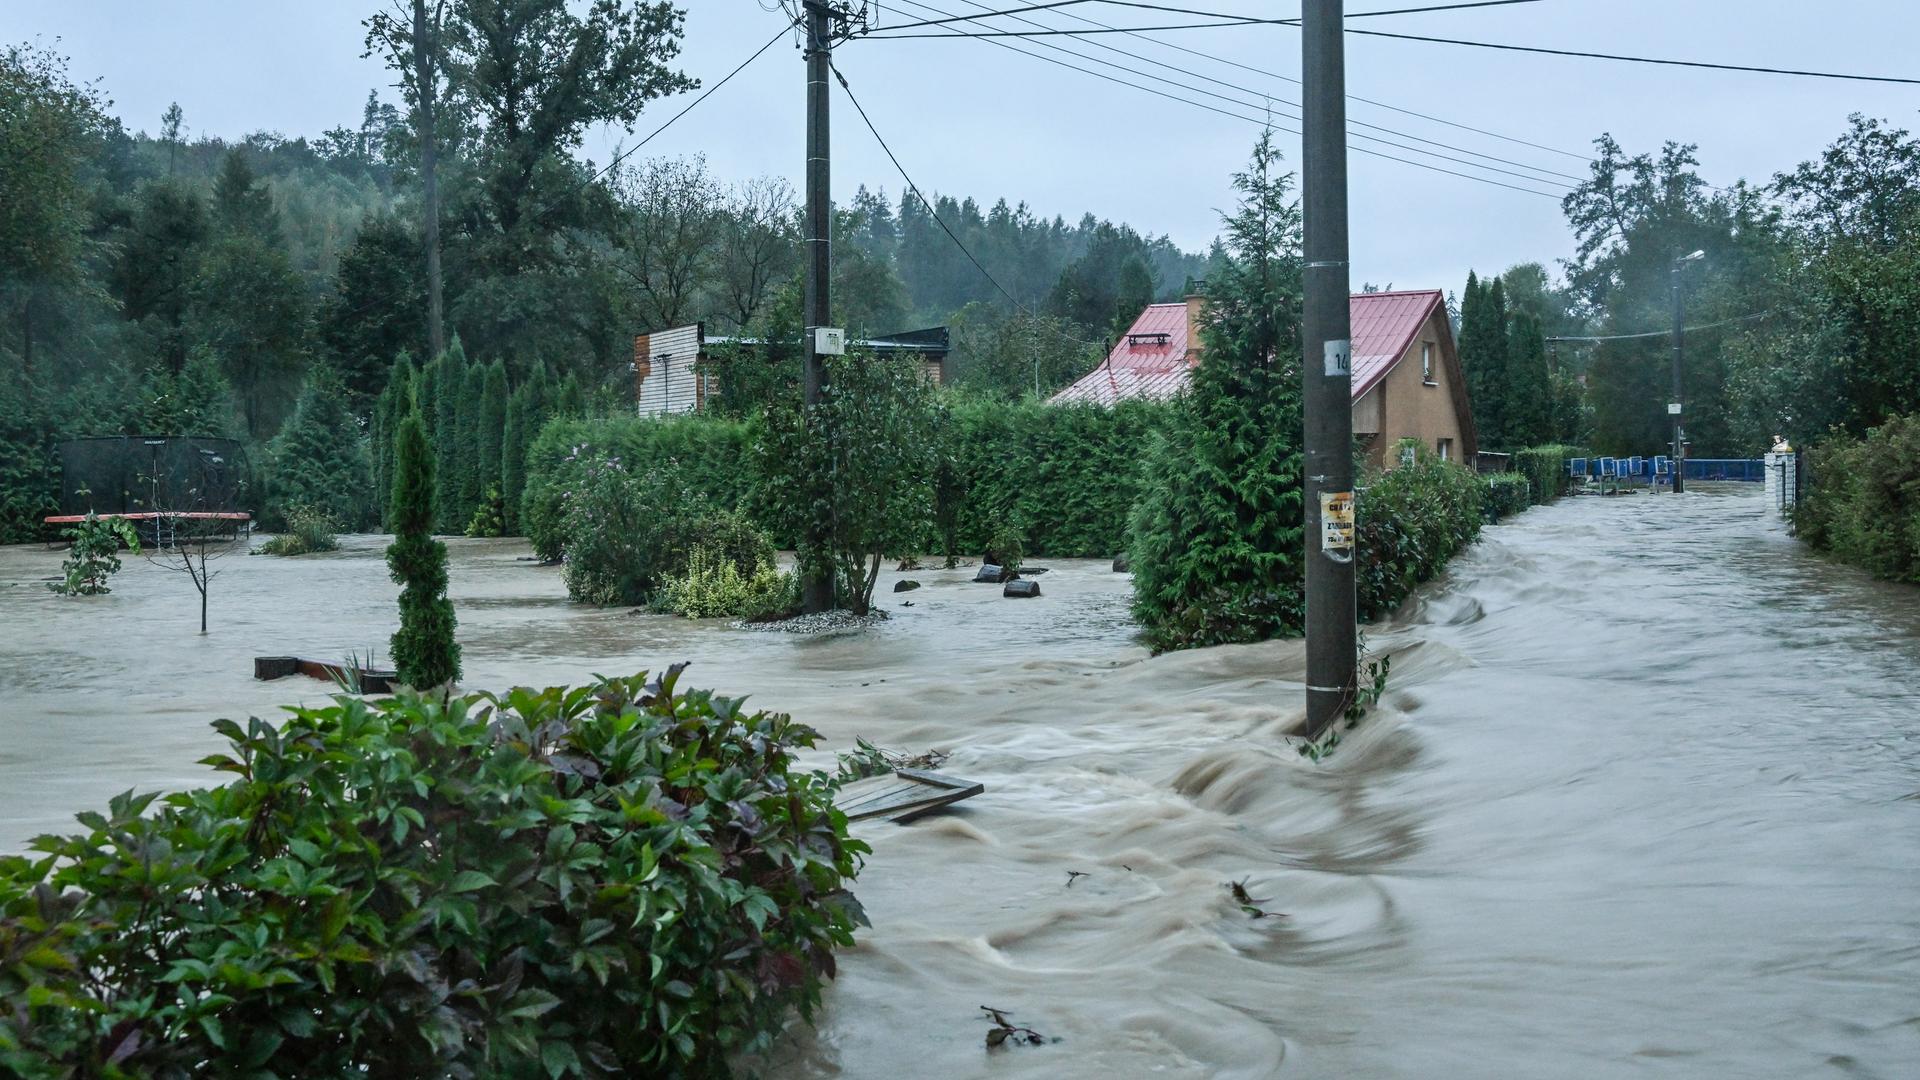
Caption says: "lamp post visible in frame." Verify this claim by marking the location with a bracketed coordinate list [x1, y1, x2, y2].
[1669, 249, 1704, 493]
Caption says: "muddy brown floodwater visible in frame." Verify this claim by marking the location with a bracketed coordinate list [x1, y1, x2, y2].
[2, 485, 1917, 1078]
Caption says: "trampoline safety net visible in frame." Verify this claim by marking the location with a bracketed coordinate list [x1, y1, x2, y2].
[56, 437, 249, 516]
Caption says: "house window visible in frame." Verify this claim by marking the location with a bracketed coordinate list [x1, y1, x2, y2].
[1436, 437, 1453, 461]
[1421, 342, 1435, 384]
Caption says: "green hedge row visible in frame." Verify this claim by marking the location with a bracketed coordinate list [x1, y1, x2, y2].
[1512, 444, 1584, 504]
[1355, 444, 1488, 620]
[521, 400, 1174, 563]
[1795, 414, 1920, 583]
[1481, 472, 1532, 521]
[942, 398, 1171, 558]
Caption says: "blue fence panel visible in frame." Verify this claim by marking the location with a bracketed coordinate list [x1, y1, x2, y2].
[1681, 458, 1764, 482]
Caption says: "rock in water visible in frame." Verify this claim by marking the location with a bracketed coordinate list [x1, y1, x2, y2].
[894, 579, 921, 593]
[1112, 553, 1131, 573]
[1003, 579, 1041, 599]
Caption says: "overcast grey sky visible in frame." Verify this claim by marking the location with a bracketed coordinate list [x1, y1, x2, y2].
[11, 1, 1918, 294]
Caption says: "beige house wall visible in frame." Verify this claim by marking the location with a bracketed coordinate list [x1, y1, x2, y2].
[1356, 308, 1469, 469]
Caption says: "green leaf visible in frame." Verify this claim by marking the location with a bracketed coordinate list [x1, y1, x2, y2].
[448, 869, 496, 893]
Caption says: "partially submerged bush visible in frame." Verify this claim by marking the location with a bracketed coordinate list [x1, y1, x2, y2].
[254, 503, 339, 556]
[0, 667, 868, 1077]
[48, 511, 139, 595]
[659, 545, 797, 620]
[562, 456, 781, 608]
[1356, 442, 1485, 619]
[1795, 414, 1920, 583]
[1512, 444, 1584, 503]
[465, 485, 506, 538]
[1481, 472, 1532, 521]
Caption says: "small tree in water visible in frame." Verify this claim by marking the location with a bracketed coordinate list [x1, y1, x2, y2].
[387, 409, 461, 690]
[1130, 128, 1306, 650]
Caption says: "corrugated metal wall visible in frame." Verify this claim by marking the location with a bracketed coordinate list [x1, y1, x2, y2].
[633, 324, 706, 416]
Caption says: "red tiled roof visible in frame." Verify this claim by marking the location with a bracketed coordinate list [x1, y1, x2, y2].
[1349, 289, 1444, 400]
[1047, 290, 1445, 406]
[1047, 303, 1193, 407]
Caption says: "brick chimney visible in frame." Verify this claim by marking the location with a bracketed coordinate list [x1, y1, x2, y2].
[1184, 286, 1208, 363]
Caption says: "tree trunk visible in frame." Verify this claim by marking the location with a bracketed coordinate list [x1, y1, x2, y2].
[20, 292, 33, 379]
[200, 577, 208, 634]
[413, 0, 446, 360]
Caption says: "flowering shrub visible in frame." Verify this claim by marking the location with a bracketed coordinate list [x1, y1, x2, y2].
[0, 667, 868, 1078]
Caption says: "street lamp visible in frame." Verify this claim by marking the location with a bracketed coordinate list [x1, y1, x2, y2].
[1669, 249, 1705, 493]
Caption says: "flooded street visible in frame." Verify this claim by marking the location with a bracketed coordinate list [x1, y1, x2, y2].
[2, 486, 1916, 1077]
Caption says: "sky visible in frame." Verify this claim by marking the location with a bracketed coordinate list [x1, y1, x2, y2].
[9, 1, 1919, 295]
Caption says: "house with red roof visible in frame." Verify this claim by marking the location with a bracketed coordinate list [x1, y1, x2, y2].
[1049, 289, 1477, 469]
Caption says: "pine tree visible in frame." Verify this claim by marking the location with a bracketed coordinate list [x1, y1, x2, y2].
[1504, 310, 1553, 447]
[264, 365, 374, 530]
[1130, 129, 1305, 651]
[386, 409, 460, 691]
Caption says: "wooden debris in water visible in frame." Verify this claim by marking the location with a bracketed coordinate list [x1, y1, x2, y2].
[835, 768, 982, 823]
[1227, 878, 1286, 919]
[980, 1005, 1051, 1048]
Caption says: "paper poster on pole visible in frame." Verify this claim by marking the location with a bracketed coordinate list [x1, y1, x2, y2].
[1320, 490, 1354, 562]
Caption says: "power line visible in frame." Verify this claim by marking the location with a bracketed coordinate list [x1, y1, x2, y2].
[1547, 311, 1769, 343]
[909, 0, 1583, 185]
[868, 0, 1542, 35]
[1338, 28, 1920, 86]
[828, 58, 1110, 349]
[879, 0, 1591, 163]
[871, 0, 1567, 197]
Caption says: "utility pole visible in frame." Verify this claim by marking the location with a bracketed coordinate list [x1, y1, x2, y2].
[1669, 249, 1704, 494]
[800, 1, 836, 613]
[1301, 0, 1357, 740]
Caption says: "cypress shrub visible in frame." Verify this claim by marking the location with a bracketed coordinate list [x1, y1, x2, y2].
[371, 354, 416, 528]
[387, 411, 460, 690]
[1130, 130, 1306, 651]
[431, 340, 466, 533]
[477, 361, 508, 512]
[455, 362, 487, 530]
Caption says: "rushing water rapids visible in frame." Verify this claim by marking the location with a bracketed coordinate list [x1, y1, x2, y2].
[1, 485, 1916, 1077]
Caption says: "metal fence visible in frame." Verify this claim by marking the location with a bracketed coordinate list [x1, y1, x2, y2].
[56, 437, 249, 516]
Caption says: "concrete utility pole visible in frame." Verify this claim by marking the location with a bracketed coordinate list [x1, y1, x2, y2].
[1301, 0, 1358, 740]
[1670, 249, 1704, 494]
[801, 1, 836, 613]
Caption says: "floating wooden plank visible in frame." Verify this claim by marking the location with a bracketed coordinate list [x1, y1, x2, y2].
[836, 767, 983, 824]
[254, 656, 398, 694]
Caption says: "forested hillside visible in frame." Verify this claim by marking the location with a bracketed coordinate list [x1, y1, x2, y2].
[0, 27, 1209, 542]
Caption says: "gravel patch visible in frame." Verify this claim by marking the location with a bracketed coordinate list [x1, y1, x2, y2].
[732, 610, 891, 635]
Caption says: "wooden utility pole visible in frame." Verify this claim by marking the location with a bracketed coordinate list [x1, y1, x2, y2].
[800, 1, 836, 613]
[1301, 0, 1358, 739]
[1669, 250, 1703, 493]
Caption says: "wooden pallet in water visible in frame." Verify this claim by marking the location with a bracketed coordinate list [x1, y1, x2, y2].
[835, 768, 983, 824]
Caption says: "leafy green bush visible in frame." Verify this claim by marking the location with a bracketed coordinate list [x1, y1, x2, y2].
[0, 667, 867, 1077]
[757, 351, 938, 615]
[522, 415, 760, 557]
[48, 511, 140, 595]
[560, 456, 779, 608]
[1512, 444, 1583, 504]
[1481, 472, 1532, 521]
[1355, 442, 1486, 619]
[1795, 414, 1920, 583]
[981, 515, 1025, 573]
[387, 411, 460, 691]
[255, 502, 339, 556]
[659, 546, 796, 619]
